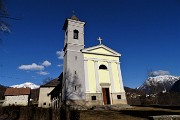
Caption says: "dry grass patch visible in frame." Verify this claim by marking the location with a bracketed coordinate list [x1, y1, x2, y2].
[79, 106, 180, 120]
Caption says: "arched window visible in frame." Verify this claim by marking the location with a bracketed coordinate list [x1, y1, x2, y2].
[99, 65, 107, 70]
[73, 30, 79, 39]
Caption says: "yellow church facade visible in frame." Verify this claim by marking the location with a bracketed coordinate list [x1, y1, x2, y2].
[82, 44, 127, 106]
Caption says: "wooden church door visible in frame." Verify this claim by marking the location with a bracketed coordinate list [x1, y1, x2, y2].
[102, 88, 111, 105]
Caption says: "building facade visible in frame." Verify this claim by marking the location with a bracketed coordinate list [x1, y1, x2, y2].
[38, 78, 60, 108]
[3, 88, 30, 106]
[61, 15, 127, 107]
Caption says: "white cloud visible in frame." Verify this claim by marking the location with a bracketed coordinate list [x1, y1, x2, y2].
[42, 60, 51, 67]
[18, 63, 44, 71]
[56, 49, 64, 59]
[149, 70, 170, 77]
[37, 71, 49, 75]
[57, 64, 63, 67]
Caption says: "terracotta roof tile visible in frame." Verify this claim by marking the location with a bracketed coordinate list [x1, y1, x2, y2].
[4, 88, 31, 96]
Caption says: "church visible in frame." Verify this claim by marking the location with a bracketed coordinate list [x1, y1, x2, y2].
[53, 15, 127, 107]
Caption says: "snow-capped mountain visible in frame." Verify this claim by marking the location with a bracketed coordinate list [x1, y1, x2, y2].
[10, 82, 40, 89]
[138, 75, 180, 94]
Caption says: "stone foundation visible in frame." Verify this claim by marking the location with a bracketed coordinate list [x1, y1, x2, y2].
[111, 92, 127, 104]
[85, 93, 103, 107]
[85, 92, 127, 107]
[63, 92, 127, 108]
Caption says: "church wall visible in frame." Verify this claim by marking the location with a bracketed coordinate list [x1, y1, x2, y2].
[83, 52, 127, 105]
[90, 48, 114, 55]
[98, 61, 110, 84]
[87, 60, 96, 93]
[84, 54, 119, 61]
[63, 50, 85, 100]
[111, 62, 121, 92]
[98, 70, 110, 84]
[111, 93, 127, 104]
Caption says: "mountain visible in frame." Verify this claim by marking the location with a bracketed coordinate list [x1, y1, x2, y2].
[138, 75, 180, 94]
[171, 80, 180, 92]
[10, 82, 40, 89]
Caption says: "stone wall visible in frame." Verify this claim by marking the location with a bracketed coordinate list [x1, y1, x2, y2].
[0, 106, 61, 120]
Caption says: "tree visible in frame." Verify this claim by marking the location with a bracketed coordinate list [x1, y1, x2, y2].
[0, 0, 10, 34]
[0, 0, 19, 44]
[61, 70, 84, 120]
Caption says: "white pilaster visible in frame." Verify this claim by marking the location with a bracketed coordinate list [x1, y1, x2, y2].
[108, 62, 115, 93]
[94, 60, 100, 92]
[117, 62, 125, 92]
[84, 60, 89, 92]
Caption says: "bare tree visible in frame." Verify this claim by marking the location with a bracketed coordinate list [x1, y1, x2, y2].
[61, 70, 84, 120]
[0, 0, 20, 44]
[0, 0, 10, 34]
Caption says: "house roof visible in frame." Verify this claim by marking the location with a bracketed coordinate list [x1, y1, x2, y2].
[40, 78, 60, 87]
[4, 88, 31, 96]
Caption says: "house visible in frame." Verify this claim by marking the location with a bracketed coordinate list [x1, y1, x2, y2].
[38, 78, 60, 108]
[3, 88, 30, 106]
[51, 15, 127, 108]
[48, 73, 63, 109]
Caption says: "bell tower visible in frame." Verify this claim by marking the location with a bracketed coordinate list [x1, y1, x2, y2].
[62, 15, 86, 101]
[63, 15, 85, 49]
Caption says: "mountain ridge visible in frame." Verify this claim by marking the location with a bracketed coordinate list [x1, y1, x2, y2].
[138, 75, 180, 94]
[10, 82, 40, 89]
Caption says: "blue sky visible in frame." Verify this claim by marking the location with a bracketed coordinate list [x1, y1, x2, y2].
[0, 0, 180, 88]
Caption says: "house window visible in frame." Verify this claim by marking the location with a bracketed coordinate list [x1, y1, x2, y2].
[75, 71, 77, 74]
[43, 102, 46, 105]
[91, 96, 96, 100]
[117, 95, 121, 99]
[74, 86, 77, 91]
[73, 30, 79, 39]
[99, 65, 107, 70]
[75, 56, 77, 60]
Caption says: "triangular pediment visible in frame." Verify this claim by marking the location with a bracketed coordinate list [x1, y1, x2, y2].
[82, 44, 121, 57]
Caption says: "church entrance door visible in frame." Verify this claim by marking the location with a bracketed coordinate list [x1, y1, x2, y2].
[102, 88, 111, 105]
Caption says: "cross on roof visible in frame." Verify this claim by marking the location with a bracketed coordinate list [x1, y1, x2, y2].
[98, 37, 102, 44]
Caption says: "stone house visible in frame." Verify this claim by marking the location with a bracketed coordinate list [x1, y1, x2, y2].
[3, 88, 30, 106]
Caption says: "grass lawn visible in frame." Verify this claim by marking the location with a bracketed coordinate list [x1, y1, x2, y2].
[79, 106, 180, 120]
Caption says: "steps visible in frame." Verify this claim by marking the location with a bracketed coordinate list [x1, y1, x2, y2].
[91, 104, 133, 110]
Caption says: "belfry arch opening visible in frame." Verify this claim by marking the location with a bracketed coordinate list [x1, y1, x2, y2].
[73, 30, 79, 39]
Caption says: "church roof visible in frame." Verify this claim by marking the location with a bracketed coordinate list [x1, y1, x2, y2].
[63, 15, 85, 30]
[81, 44, 121, 57]
[70, 15, 79, 21]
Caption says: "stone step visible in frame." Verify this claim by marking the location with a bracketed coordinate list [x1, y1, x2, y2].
[91, 104, 133, 110]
